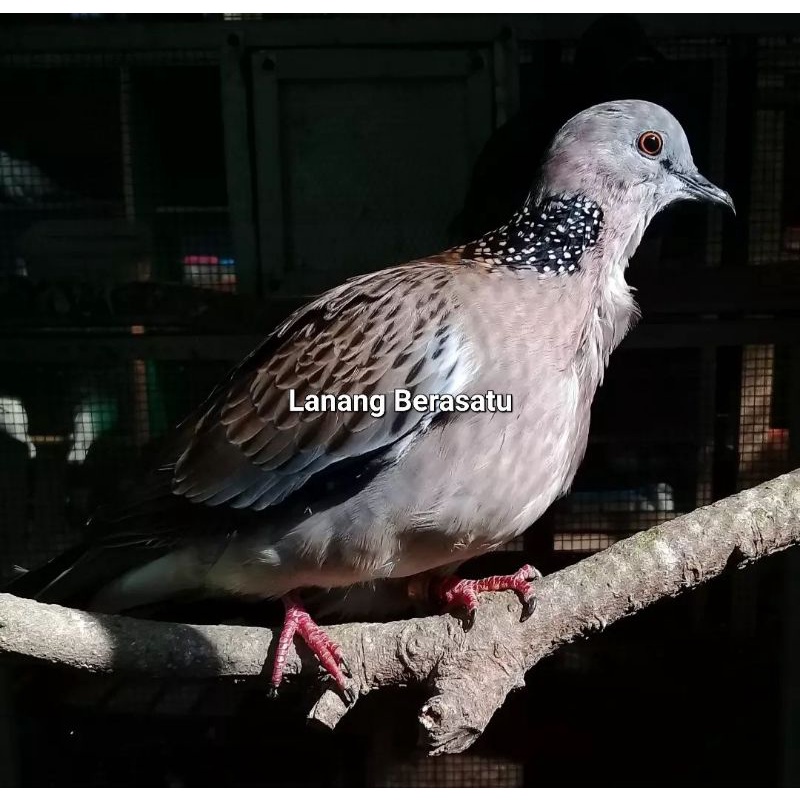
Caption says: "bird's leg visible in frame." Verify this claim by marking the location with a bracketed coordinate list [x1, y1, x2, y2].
[269, 593, 351, 698]
[434, 564, 543, 626]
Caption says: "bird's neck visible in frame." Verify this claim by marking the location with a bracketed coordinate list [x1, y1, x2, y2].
[459, 195, 603, 275]
[592, 181, 664, 272]
[577, 194, 648, 360]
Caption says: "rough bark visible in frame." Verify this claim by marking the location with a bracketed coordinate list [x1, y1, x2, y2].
[2, 469, 800, 755]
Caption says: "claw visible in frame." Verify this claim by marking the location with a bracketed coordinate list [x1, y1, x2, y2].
[461, 605, 477, 630]
[322, 671, 355, 704]
[520, 594, 538, 621]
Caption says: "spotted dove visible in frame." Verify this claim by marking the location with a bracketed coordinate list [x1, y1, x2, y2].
[16, 100, 733, 696]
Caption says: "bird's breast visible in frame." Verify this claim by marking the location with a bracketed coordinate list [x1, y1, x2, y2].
[382, 281, 596, 570]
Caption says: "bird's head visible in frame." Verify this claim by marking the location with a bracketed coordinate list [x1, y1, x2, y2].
[536, 99, 734, 222]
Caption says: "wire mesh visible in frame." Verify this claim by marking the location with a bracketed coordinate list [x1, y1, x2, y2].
[380, 754, 524, 787]
[737, 343, 791, 489]
[748, 37, 800, 266]
[550, 348, 707, 554]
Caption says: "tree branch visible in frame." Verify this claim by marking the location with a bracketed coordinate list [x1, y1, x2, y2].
[2, 469, 800, 755]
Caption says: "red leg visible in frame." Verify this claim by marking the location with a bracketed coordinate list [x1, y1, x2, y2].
[436, 564, 542, 625]
[269, 593, 351, 699]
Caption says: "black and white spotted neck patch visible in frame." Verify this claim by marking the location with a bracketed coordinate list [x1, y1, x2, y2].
[461, 195, 603, 276]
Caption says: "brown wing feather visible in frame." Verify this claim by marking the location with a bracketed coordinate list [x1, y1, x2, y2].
[172, 261, 469, 512]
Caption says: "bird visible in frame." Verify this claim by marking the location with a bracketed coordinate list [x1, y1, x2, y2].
[10, 100, 733, 698]
[66, 393, 119, 464]
[0, 396, 36, 459]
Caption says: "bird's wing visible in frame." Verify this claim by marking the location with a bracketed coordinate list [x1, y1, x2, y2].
[168, 261, 471, 512]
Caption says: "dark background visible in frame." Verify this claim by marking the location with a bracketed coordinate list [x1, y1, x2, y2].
[1, 12, 800, 787]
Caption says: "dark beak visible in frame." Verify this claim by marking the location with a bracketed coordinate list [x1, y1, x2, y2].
[679, 170, 736, 215]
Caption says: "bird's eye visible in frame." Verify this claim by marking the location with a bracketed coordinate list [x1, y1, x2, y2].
[637, 131, 663, 157]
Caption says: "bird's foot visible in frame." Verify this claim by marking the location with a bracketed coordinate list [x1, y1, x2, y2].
[269, 593, 352, 700]
[436, 564, 542, 627]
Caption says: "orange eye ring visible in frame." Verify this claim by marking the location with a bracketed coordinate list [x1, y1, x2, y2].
[637, 131, 663, 157]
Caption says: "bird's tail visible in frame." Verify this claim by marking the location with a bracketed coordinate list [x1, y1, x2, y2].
[5, 409, 237, 612]
[4, 539, 155, 608]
